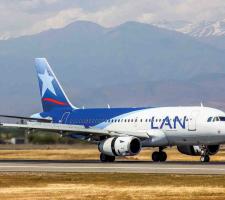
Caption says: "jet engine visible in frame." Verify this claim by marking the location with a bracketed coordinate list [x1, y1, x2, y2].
[98, 136, 141, 156]
[177, 145, 220, 156]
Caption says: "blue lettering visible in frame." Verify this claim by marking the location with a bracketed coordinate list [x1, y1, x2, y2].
[150, 116, 186, 130]
[160, 116, 172, 129]
[174, 116, 186, 129]
[151, 117, 159, 129]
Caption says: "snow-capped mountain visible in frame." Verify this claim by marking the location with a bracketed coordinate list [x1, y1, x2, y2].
[153, 20, 225, 38]
[152, 20, 190, 32]
[181, 20, 225, 37]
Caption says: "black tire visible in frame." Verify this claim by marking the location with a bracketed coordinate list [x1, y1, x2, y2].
[200, 155, 210, 162]
[100, 153, 115, 162]
[100, 153, 107, 162]
[152, 151, 160, 162]
[159, 151, 167, 162]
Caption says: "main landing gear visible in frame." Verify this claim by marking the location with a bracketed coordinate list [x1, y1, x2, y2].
[100, 153, 115, 162]
[152, 148, 167, 162]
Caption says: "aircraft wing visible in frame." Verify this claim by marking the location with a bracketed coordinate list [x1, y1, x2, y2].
[0, 115, 52, 123]
[0, 122, 149, 140]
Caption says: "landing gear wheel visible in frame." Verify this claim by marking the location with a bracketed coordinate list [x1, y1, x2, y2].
[100, 153, 115, 162]
[100, 153, 107, 162]
[152, 152, 160, 162]
[159, 151, 167, 162]
[152, 151, 167, 162]
[200, 155, 210, 162]
[108, 155, 115, 162]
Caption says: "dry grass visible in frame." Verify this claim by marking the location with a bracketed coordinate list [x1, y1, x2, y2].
[0, 145, 224, 199]
[0, 145, 225, 161]
[0, 173, 225, 200]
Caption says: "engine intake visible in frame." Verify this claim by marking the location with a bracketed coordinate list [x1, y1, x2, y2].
[99, 136, 141, 156]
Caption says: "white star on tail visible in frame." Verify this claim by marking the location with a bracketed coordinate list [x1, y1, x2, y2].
[38, 69, 56, 96]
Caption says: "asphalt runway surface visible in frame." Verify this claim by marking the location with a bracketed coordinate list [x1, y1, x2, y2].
[0, 160, 225, 174]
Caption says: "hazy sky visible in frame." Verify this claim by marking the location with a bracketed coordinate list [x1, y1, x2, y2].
[1, 0, 225, 38]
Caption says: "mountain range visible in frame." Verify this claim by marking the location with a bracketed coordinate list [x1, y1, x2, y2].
[153, 20, 225, 37]
[0, 21, 225, 115]
[153, 19, 225, 50]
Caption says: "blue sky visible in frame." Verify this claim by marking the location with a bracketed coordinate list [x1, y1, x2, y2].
[0, 0, 225, 39]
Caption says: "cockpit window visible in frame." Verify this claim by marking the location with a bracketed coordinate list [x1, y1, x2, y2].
[207, 117, 212, 122]
[219, 117, 225, 121]
[208, 116, 225, 122]
[213, 117, 220, 122]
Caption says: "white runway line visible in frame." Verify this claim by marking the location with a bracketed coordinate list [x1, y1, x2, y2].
[0, 162, 225, 174]
[0, 165, 225, 170]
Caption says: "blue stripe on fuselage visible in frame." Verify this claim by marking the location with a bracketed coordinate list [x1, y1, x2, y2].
[44, 107, 150, 127]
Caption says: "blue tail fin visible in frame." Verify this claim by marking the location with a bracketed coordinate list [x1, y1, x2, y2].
[35, 58, 76, 112]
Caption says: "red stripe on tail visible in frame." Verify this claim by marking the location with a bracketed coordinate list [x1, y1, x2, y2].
[43, 98, 68, 106]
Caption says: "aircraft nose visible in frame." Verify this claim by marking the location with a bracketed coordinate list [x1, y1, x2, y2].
[218, 126, 225, 135]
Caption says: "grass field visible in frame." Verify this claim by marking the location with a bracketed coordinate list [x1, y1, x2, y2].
[0, 144, 225, 161]
[0, 145, 225, 199]
[0, 173, 225, 200]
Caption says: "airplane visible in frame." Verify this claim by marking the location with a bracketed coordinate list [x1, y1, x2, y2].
[1, 58, 225, 163]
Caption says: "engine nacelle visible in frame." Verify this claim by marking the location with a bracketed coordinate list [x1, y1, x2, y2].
[99, 136, 141, 156]
[177, 145, 220, 156]
[207, 145, 220, 155]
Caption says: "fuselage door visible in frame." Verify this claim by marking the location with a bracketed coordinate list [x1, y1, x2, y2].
[188, 111, 199, 131]
[60, 112, 70, 124]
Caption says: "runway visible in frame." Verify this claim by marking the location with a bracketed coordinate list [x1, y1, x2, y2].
[0, 160, 225, 174]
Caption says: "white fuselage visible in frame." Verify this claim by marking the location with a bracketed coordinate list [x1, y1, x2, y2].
[96, 106, 225, 146]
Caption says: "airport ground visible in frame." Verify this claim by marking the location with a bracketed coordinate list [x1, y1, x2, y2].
[1, 172, 225, 200]
[0, 144, 225, 200]
[0, 144, 224, 161]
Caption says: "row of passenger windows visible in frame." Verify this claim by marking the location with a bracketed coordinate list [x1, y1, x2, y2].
[68, 118, 188, 124]
[105, 118, 188, 123]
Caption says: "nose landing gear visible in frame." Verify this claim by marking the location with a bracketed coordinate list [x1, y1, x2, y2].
[200, 146, 210, 162]
[200, 155, 210, 162]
